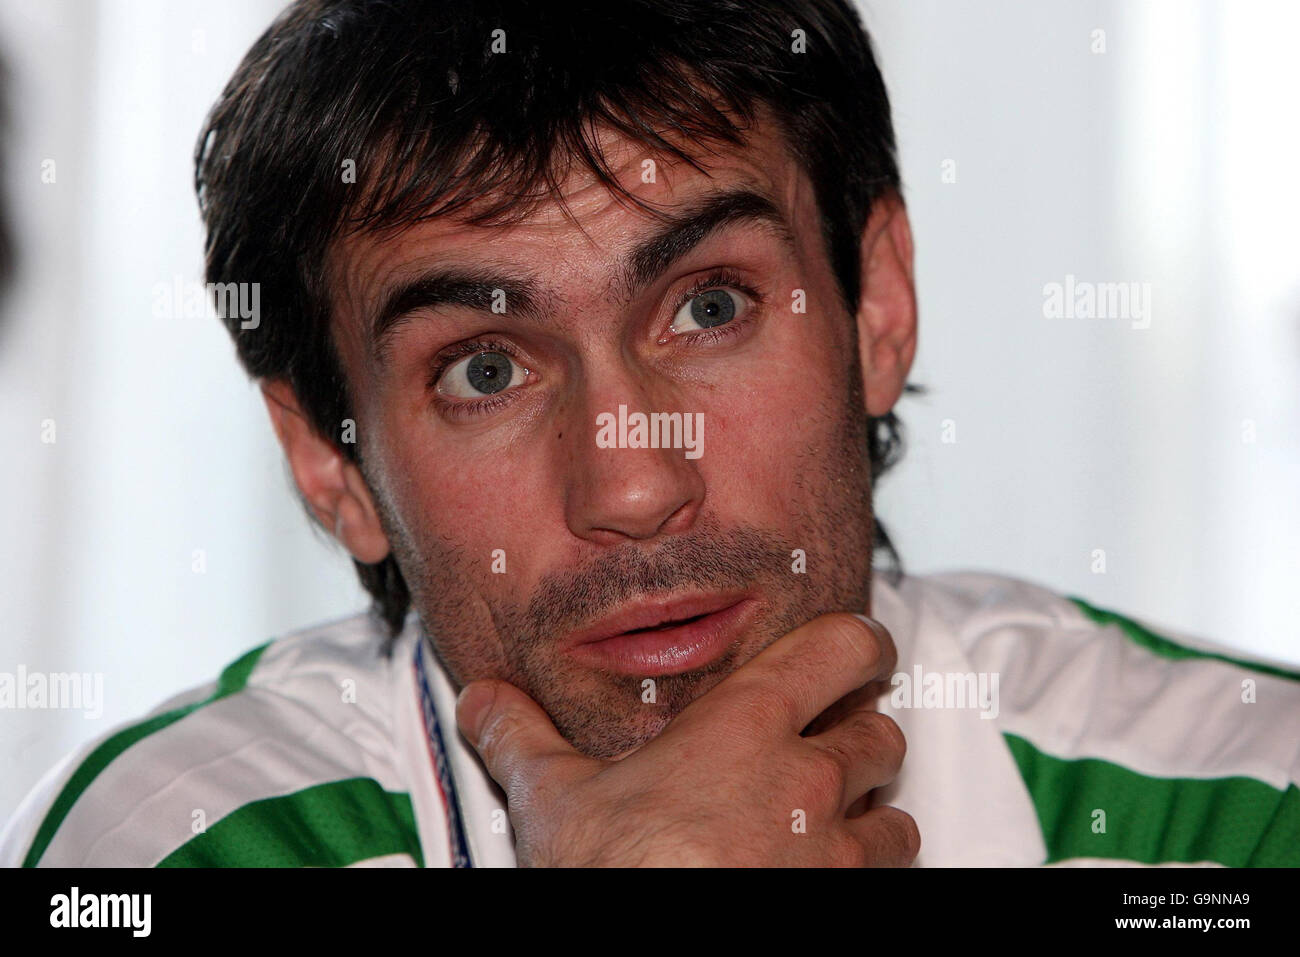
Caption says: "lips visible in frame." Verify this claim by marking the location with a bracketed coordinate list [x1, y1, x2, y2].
[565, 591, 760, 677]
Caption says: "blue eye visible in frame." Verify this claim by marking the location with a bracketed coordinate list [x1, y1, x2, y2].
[438, 350, 524, 397]
[673, 288, 745, 333]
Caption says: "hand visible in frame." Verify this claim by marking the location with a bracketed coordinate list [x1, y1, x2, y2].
[455, 612, 920, 867]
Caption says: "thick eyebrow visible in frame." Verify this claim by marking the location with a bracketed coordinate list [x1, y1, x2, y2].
[369, 270, 546, 364]
[619, 187, 794, 299]
[367, 187, 793, 365]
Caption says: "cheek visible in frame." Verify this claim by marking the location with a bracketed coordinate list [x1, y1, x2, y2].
[696, 314, 856, 528]
[372, 405, 572, 605]
[385, 442, 540, 566]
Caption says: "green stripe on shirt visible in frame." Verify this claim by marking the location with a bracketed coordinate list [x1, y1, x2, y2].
[1069, 597, 1300, 683]
[157, 777, 424, 868]
[1004, 732, 1300, 866]
[22, 642, 271, 868]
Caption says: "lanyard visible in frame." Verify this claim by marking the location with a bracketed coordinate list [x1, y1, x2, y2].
[414, 636, 473, 868]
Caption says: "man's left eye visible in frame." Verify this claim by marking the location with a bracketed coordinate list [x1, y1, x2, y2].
[671, 288, 747, 333]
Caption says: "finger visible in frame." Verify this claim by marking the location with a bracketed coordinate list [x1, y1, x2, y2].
[808, 708, 907, 811]
[708, 613, 898, 735]
[801, 677, 890, 737]
[846, 804, 920, 867]
[455, 679, 590, 795]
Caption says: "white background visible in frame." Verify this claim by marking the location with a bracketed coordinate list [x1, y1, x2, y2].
[1, 0, 1297, 825]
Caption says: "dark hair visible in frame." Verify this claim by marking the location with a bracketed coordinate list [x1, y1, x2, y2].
[195, 0, 909, 636]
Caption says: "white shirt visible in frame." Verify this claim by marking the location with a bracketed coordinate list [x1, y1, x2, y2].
[4, 571, 1297, 867]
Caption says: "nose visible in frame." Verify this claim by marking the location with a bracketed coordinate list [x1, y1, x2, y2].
[562, 376, 705, 545]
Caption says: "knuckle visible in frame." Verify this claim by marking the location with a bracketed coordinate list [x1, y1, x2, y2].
[829, 833, 868, 868]
[834, 711, 907, 775]
[864, 711, 908, 763]
[801, 748, 846, 802]
[903, 814, 922, 858]
[819, 613, 891, 673]
[721, 676, 791, 734]
[475, 706, 513, 755]
[477, 709, 529, 775]
[880, 806, 921, 864]
[895, 810, 922, 862]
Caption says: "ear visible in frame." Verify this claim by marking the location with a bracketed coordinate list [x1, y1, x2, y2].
[260, 379, 391, 564]
[855, 191, 918, 417]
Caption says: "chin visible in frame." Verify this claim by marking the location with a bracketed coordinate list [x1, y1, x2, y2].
[552, 659, 740, 760]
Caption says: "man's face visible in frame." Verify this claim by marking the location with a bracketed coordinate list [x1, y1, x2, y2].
[328, 119, 877, 758]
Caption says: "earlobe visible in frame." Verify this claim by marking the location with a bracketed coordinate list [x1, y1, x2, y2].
[854, 191, 918, 418]
[259, 380, 391, 564]
[337, 453, 392, 564]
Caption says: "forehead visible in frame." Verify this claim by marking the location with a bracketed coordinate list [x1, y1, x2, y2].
[327, 116, 812, 321]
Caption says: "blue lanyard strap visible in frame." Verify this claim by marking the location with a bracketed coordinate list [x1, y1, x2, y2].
[414, 636, 473, 868]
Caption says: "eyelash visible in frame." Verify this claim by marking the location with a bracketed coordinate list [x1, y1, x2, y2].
[667, 269, 764, 347]
[427, 336, 526, 420]
[429, 270, 764, 417]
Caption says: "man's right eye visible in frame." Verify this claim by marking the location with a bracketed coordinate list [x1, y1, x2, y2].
[437, 350, 527, 398]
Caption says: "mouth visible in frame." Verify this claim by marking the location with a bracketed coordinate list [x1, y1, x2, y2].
[564, 591, 760, 677]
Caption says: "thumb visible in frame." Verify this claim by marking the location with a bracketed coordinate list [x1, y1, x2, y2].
[456, 678, 584, 793]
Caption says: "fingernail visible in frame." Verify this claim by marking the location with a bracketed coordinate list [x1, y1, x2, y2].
[853, 613, 884, 634]
[456, 682, 497, 744]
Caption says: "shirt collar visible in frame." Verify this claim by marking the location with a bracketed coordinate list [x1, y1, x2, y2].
[410, 625, 517, 867]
